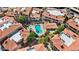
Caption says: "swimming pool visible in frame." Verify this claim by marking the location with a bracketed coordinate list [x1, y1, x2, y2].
[35, 24, 42, 33]
[27, 24, 46, 36]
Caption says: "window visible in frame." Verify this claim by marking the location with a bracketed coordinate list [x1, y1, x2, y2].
[61, 45, 64, 49]
[5, 41, 7, 44]
[4, 27, 7, 30]
[67, 34, 71, 37]
[73, 34, 77, 37]
[27, 47, 35, 51]
[76, 24, 78, 27]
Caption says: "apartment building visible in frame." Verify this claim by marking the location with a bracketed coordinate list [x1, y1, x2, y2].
[0, 16, 30, 51]
[50, 28, 79, 51]
[67, 16, 79, 32]
[42, 8, 66, 23]
[17, 44, 47, 51]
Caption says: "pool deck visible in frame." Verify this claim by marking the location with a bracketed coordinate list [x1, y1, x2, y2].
[27, 24, 46, 36]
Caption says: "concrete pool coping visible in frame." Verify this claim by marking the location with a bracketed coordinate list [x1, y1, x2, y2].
[27, 24, 46, 36]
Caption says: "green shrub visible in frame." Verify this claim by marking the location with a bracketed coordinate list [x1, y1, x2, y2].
[27, 32, 38, 44]
[17, 15, 27, 23]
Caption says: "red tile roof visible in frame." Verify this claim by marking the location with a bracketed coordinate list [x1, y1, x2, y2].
[45, 23, 57, 29]
[42, 11, 65, 22]
[0, 23, 22, 40]
[17, 44, 47, 51]
[50, 28, 79, 51]
[8, 28, 30, 43]
[2, 16, 16, 22]
[20, 28, 30, 41]
[4, 11, 15, 17]
[2, 38, 17, 51]
[0, 16, 22, 40]
[67, 18, 79, 31]
[15, 7, 21, 12]
[31, 8, 42, 18]
[22, 7, 32, 16]
[33, 44, 47, 51]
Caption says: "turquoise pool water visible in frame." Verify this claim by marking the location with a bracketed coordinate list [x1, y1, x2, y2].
[35, 24, 42, 33]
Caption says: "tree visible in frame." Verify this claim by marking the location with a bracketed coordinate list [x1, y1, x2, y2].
[38, 36, 49, 44]
[27, 32, 38, 45]
[17, 15, 27, 23]
[53, 24, 65, 34]
[44, 36, 49, 43]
